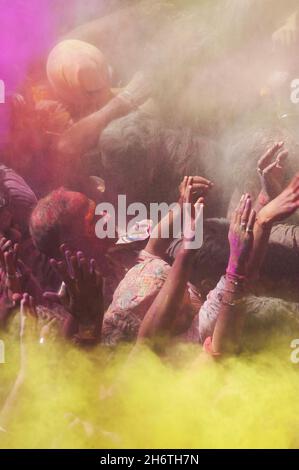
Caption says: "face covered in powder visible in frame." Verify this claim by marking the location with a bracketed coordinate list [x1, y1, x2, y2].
[47, 39, 112, 117]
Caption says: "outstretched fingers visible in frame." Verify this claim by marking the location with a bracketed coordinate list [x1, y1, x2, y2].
[257, 142, 284, 171]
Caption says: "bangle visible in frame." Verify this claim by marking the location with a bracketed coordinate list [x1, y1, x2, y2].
[226, 271, 246, 284]
[203, 336, 221, 357]
[222, 286, 240, 294]
[217, 292, 244, 307]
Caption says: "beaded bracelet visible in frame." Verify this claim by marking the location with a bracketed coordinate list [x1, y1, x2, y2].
[217, 292, 244, 307]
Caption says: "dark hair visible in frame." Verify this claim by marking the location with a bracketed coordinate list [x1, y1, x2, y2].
[100, 111, 162, 170]
[191, 218, 230, 284]
[262, 242, 299, 282]
[0, 164, 37, 234]
[29, 187, 88, 258]
[167, 218, 230, 286]
[99, 111, 176, 207]
[190, 218, 299, 285]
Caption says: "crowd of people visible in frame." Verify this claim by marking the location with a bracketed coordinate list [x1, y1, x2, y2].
[1, 0, 299, 443]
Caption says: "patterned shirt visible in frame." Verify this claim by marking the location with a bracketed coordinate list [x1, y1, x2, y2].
[102, 250, 201, 346]
[102, 250, 171, 345]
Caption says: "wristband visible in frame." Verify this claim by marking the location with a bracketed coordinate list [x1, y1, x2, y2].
[225, 271, 246, 284]
[257, 192, 269, 206]
[203, 336, 221, 357]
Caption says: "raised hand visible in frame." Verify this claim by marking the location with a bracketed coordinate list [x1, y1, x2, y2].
[179, 175, 212, 205]
[257, 142, 288, 201]
[257, 173, 299, 226]
[117, 71, 151, 110]
[227, 194, 256, 276]
[44, 245, 104, 334]
[205, 197, 256, 357]
[182, 178, 204, 251]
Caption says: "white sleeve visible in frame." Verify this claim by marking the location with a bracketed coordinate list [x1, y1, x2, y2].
[197, 276, 227, 344]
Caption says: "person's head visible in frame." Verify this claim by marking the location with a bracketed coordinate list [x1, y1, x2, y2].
[47, 40, 112, 116]
[29, 188, 98, 259]
[100, 111, 164, 203]
[189, 218, 230, 297]
[258, 241, 299, 301]
[0, 165, 37, 240]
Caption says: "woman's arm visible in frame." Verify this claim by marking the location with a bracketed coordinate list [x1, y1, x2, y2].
[209, 174, 299, 356]
[209, 195, 255, 355]
[248, 173, 299, 280]
[145, 176, 212, 259]
[44, 245, 104, 346]
[253, 141, 287, 213]
[57, 94, 131, 158]
[57, 71, 151, 159]
[137, 249, 194, 341]
[138, 185, 203, 342]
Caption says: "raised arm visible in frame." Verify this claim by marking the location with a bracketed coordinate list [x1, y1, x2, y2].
[57, 72, 151, 160]
[200, 175, 299, 353]
[208, 195, 255, 356]
[44, 245, 104, 345]
[138, 185, 203, 343]
[254, 141, 288, 214]
[248, 172, 299, 280]
[57, 94, 131, 159]
[145, 176, 212, 259]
